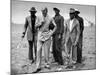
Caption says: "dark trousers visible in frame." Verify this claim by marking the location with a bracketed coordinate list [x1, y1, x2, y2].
[52, 34, 64, 65]
[77, 34, 83, 63]
[28, 35, 37, 61]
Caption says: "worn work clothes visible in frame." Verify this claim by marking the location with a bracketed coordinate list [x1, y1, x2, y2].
[52, 34, 64, 65]
[52, 14, 64, 65]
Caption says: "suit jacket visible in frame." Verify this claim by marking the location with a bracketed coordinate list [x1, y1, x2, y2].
[39, 15, 52, 32]
[53, 14, 64, 35]
[23, 16, 40, 41]
[65, 18, 80, 44]
[37, 15, 56, 41]
[75, 16, 84, 36]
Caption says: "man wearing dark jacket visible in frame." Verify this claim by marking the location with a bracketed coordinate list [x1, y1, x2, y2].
[52, 7, 64, 65]
[75, 9, 84, 63]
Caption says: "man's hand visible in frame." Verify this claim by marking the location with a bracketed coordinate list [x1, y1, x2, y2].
[22, 34, 25, 38]
[22, 32, 25, 38]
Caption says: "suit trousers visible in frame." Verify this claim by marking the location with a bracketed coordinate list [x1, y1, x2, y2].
[77, 34, 83, 63]
[43, 39, 51, 64]
[35, 38, 51, 69]
[52, 34, 64, 65]
[28, 35, 37, 61]
[66, 37, 77, 62]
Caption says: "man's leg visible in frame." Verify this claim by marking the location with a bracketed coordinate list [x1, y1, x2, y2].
[52, 34, 64, 65]
[35, 40, 43, 70]
[67, 38, 72, 57]
[72, 45, 77, 62]
[42, 39, 51, 68]
[57, 37, 64, 65]
[55, 35, 64, 71]
[66, 38, 72, 64]
[52, 35, 58, 62]
[33, 35, 37, 61]
[43, 39, 51, 64]
[77, 36, 83, 63]
[28, 41, 33, 60]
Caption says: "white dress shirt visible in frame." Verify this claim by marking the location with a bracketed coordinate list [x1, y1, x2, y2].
[69, 19, 74, 32]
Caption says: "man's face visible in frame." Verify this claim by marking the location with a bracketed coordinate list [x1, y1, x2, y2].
[74, 13, 78, 17]
[54, 10, 59, 14]
[30, 11, 36, 16]
[42, 10, 47, 17]
[69, 13, 75, 19]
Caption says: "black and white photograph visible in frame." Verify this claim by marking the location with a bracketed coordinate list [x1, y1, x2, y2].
[11, 0, 96, 74]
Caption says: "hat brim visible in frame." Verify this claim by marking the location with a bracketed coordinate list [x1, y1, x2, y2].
[75, 11, 80, 14]
[29, 10, 37, 12]
[53, 8, 60, 12]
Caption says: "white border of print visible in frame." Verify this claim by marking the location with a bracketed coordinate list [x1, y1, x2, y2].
[0, 0, 99, 75]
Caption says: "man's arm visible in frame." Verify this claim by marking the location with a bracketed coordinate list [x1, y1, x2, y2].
[49, 19, 57, 35]
[35, 17, 45, 30]
[63, 20, 68, 42]
[60, 16, 64, 35]
[22, 18, 28, 38]
[35, 17, 41, 27]
[81, 18, 84, 32]
[79, 17, 84, 33]
[74, 21, 80, 45]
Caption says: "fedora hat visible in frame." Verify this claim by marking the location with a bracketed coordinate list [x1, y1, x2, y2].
[75, 9, 80, 14]
[53, 7, 60, 12]
[29, 7, 37, 12]
[69, 8, 75, 14]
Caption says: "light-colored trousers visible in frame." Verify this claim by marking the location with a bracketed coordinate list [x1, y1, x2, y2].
[35, 38, 51, 69]
[65, 38, 77, 62]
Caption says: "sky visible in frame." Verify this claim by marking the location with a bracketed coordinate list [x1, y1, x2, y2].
[11, 0, 96, 24]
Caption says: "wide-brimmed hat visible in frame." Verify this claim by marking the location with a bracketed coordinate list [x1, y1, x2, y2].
[29, 7, 37, 12]
[69, 8, 75, 14]
[53, 7, 60, 12]
[75, 9, 80, 14]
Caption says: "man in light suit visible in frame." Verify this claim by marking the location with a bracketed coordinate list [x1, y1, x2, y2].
[64, 8, 80, 64]
[22, 7, 40, 63]
[33, 7, 56, 73]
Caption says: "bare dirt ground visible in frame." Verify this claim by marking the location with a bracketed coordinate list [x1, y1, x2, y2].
[11, 25, 96, 74]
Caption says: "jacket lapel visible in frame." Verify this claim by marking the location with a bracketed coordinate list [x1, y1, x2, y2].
[66, 19, 77, 32]
[28, 16, 32, 28]
[35, 16, 38, 25]
[28, 16, 38, 29]
[66, 19, 70, 31]
[71, 19, 77, 31]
